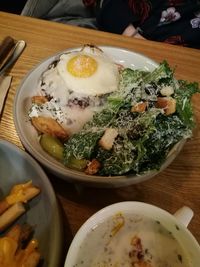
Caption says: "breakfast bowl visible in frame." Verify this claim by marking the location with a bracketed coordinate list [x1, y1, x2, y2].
[13, 45, 198, 187]
[0, 140, 62, 267]
[64, 201, 200, 267]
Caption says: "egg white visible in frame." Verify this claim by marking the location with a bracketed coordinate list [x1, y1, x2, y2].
[56, 47, 119, 96]
[38, 66, 70, 106]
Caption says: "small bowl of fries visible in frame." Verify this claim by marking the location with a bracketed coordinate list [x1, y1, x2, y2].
[0, 139, 63, 267]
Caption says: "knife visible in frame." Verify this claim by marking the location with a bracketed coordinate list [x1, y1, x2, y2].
[0, 39, 26, 76]
[0, 37, 14, 117]
[0, 75, 12, 116]
[0, 38, 26, 116]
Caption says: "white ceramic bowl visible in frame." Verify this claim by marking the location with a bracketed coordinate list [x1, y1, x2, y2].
[0, 140, 62, 267]
[64, 202, 200, 267]
[14, 46, 186, 187]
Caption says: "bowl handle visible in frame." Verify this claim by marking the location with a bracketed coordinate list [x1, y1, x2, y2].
[173, 206, 194, 228]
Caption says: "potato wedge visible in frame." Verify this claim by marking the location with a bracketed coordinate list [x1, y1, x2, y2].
[31, 116, 69, 140]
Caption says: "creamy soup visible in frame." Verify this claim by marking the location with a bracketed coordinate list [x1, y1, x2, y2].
[72, 212, 191, 267]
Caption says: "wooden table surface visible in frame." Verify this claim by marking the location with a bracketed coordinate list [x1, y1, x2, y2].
[0, 11, 200, 265]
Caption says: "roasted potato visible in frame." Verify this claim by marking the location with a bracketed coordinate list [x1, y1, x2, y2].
[31, 116, 69, 140]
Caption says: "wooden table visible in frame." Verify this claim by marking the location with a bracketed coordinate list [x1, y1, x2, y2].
[0, 11, 200, 265]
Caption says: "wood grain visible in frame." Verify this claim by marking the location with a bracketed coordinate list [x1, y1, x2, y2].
[0, 11, 200, 265]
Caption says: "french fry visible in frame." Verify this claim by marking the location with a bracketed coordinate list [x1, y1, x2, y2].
[5, 224, 34, 248]
[0, 181, 40, 232]
[0, 198, 10, 215]
[6, 181, 40, 205]
[19, 224, 34, 246]
[0, 202, 25, 232]
[0, 181, 40, 215]
[0, 224, 41, 267]
[22, 251, 41, 267]
[16, 239, 40, 267]
[5, 224, 21, 243]
[0, 181, 42, 267]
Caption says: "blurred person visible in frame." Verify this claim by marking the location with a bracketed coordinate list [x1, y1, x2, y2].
[17, 0, 200, 48]
[0, 0, 27, 14]
[21, 0, 97, 29]
[83, 0, 200, 48]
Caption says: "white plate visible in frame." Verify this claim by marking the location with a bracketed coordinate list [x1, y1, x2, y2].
[13, 46, 184, 187]
[0, 140, 63, 267]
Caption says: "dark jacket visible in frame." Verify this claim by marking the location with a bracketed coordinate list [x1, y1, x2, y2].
[96, 0, 200, 48]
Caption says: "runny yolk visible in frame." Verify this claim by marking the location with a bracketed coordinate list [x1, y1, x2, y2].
[67, 55, 97, 78]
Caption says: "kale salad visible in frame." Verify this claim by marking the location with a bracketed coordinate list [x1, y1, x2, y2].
[63, 61, 199, 176]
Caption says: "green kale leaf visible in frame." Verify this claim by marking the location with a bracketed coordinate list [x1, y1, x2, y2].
[175, 80, 200, 128]
[138, 114, 190, 172]
[97, 108, 161, 175]
[143, 60, 173, 85]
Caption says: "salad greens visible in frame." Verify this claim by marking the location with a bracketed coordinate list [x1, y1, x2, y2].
[64, 61, 199, 176]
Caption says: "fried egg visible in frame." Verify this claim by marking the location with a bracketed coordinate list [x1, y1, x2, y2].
[56, 45, 119, 96]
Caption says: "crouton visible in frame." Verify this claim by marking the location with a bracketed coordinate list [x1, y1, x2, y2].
[131, 102, 147, 113]
[99, 128, 118, 150]
[31, 116, 69, 140]
[85, 159, 101, 175]
[155, 97, 176, 115]
[160, 85, 174, 97]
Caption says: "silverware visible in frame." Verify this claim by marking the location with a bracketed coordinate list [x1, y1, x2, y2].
[0, 75, 12, 116]
[0, 38, 26, 116]
[0, 36, 15, 65]
[0, 40, 26, 76]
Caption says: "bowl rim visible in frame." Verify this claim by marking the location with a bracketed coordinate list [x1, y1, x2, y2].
[13, 45, 186, 186]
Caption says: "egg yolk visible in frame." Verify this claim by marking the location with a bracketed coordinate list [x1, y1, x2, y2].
[67, 55, 97, 78]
